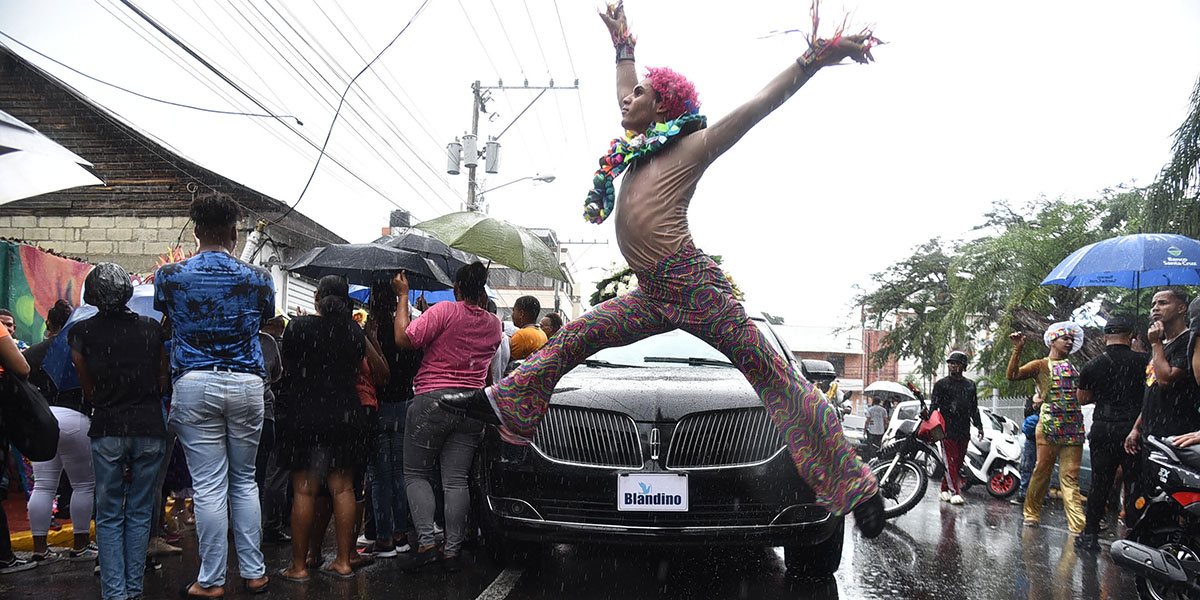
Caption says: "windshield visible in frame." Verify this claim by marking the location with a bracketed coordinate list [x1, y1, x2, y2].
[585, 319, 785, 367]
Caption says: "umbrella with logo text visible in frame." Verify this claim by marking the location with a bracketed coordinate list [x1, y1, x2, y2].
[1041, 233, 1200, 289]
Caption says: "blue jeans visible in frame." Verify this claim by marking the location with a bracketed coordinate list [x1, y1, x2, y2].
[91, 436, 166, 600]
[370, 401, 409, 543]
[170, 370, 265, 587]
[1019, 435, 1037, 497]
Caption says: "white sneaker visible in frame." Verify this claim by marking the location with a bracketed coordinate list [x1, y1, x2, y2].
[939, 491, 952, 502]
[356, 534, 371, 548]
[950, 494, 965, 505]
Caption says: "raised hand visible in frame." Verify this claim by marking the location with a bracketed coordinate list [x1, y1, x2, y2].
[391, 270, 409, 298]
[598, 1, 630, 43]
[1009, 332, 1026, 348]
[1149, 320, 1165, 345]
[814, 33, 878, 66]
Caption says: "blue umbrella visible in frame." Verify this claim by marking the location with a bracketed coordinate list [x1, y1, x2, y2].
[43, 284, 163, 391]
[1041, 233, 1200, 289]
[345, 285, 497, 306]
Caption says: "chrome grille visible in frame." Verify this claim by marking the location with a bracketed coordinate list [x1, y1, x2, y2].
[531, 406, 642, 468]
[665, 408, 785, 469]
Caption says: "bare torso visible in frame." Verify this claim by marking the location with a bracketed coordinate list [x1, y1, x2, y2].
[613, 141, 705, 272]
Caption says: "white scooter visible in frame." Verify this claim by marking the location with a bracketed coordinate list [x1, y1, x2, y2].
[956, 425, 1023, 499]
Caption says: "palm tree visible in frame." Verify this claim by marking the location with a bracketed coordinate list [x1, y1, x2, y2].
[1147, 75, 1200, 237]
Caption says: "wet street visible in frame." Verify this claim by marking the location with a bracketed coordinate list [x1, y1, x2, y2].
[0, 485, 1140, 600]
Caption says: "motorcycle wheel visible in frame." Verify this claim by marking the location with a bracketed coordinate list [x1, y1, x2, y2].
[1130, 530, 1200, 600]
[987, 470, 1018, 499]
[869, 458, 927, 519]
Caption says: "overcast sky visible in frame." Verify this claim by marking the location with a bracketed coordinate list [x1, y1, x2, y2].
[2, 0, 1198, 328]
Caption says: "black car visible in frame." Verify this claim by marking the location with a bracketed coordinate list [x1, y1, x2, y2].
[476, 318, 846, 576]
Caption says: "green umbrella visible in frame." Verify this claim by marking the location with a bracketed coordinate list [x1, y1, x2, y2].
[414, 211, 567, 282]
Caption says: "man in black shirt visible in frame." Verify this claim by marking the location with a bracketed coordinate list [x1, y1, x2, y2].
[1125, 289, 1198, 449]
[931, 351, 984, 505]
[1075, 315, 1147, 552]
[69, 263, 169, 600]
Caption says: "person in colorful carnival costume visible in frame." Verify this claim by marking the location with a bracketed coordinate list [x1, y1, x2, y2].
[1007, 322, 1086, 532]
[436, 0, 886, 536]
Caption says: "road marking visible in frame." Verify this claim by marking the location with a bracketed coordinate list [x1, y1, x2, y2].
[476, 568, 524, 600]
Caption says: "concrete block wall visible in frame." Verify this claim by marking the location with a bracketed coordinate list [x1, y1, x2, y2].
[0, 215, 212, 274]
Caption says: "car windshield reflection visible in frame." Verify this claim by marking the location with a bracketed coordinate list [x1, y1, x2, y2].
[584, 320, 780, 367]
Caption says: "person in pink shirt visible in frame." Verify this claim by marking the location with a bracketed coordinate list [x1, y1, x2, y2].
[390, 262, 500, 572]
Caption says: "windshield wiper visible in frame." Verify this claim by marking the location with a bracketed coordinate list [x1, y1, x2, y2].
[582, 359, 638, 368]
[643, 356, 735, 368]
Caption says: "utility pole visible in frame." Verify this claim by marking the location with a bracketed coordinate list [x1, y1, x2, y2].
[446, 79, 579, 211]
[466, 81, 483, 211]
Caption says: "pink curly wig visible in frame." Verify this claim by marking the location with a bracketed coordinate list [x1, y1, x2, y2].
[644, 66, 701, 119]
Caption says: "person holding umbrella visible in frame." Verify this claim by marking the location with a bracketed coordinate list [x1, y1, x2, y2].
[391, 262, 501, 571]
[436, 1, 885, 536]
[1007, 322, 1086, 532]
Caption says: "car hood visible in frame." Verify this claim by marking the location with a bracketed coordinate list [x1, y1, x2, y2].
[553, 365, 767, 422]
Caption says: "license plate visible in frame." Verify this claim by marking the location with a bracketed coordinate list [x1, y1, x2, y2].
[617, 473, 688, 511]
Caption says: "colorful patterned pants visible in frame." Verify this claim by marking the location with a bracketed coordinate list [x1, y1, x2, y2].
[492, 243, 877, 515]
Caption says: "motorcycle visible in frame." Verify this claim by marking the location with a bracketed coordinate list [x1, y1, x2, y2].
[1112, 435, 1200, 600]
[869, 383, 947, 519]
[957, 425, 1023, 499]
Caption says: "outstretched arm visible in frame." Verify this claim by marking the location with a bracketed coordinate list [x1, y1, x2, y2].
[600, 2, 637, 109]
[682, 34, 876, 166]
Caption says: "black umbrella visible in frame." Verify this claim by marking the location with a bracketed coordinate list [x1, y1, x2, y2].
[372, 230, 477, 277]
[287, 243, 453, 290]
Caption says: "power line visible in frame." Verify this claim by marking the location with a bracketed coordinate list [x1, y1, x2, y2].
[233, 0, 446, 215]
[304, 0, 463, 207]
[327, 1, 448, 155]
[276, 0, 433, 222]
[519, 1, 572, 148]
[94, 0, 419, 223]
[112, 0, 404, 213]
[69, 91, 344, 248]
[551, 0, 593, 148]
[521, 0, 552, 76]
[488, 0, 527, 80]
[0, 30, 302, 122]
[176, 0, 290, 111]
[263, 0, 458, 214]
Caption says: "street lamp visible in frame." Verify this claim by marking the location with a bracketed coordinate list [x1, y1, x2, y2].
[478, 174, 555, 196]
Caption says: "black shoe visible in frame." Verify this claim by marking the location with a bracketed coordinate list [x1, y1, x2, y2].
[400, 546, 441, 571]
[853, 493, 885, 539]
[441, 554, 462, 573]
[146, 557, 163, 572]
[1074, 532, 1101, 553]
[435, 389, 500, 425]
[263, 528, 292, 543]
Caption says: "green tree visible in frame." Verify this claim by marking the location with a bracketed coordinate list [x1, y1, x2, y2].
[859, 191, 1144, 395]
[1146, 74, 1200, 238]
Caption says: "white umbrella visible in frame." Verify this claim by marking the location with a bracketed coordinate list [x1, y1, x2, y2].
[863, 381, 916, 399]
[0, 109, 103, 206]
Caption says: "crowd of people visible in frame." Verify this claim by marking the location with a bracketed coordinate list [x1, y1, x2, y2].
[0, 193, 567, 599]
[0, 8, 900, 596]
[923, 289, 1200, 554]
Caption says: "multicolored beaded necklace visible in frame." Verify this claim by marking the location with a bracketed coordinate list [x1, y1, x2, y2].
[584, 113, 707, 224]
